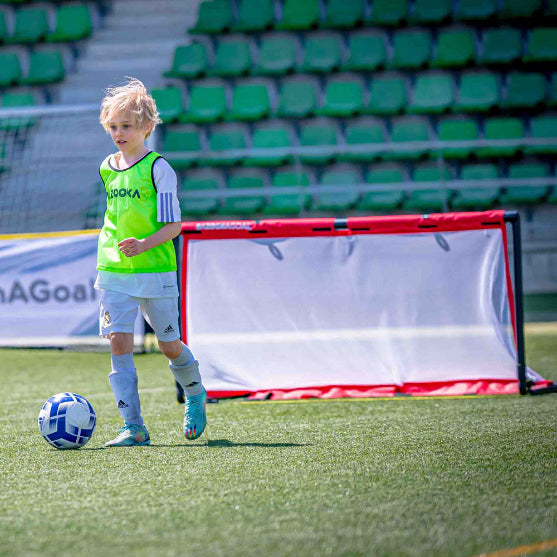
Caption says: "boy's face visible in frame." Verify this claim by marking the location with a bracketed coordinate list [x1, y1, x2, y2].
[107, 111, 152, 156]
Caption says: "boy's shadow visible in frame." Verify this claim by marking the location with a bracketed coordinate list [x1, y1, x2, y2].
[79, 439, 310, 450]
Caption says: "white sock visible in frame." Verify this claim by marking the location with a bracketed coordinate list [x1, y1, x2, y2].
[109, 353, 144, 426]
[169, 344, 203, 396]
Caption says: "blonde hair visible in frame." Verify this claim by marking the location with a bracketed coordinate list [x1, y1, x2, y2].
[99, 77, 162, 138]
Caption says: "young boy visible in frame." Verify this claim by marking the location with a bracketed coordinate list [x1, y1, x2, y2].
[96, 77, 206, 446]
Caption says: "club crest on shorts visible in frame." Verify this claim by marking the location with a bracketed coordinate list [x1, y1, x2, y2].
[102, 311, 111, 328]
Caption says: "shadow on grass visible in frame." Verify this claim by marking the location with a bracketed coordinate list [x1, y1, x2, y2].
[73, 439, 310, 451]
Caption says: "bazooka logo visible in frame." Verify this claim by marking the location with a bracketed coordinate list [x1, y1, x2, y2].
[108, 188, 141, 199]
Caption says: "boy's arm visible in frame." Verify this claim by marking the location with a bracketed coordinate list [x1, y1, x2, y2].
[118, 222, 181, 258]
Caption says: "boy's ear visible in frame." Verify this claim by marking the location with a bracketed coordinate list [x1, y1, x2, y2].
[144, 122, 154, 135]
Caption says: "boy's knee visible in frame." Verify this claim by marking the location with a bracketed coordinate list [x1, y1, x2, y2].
[158, 338, 183, 360]
[110, 332, 134, 355]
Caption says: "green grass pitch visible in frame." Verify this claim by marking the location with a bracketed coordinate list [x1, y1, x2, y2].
[0, 333, 555, 557]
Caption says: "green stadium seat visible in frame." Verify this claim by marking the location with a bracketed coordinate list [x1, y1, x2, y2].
[209, 37, 253, 77]
[301, 32, 343, 73]
[6, 6, 49, 44]
[548, 187, 557, 204]
[299, 118, 339, 164]
[191, 0, 233, 34]
[232, 0, 275, 31]
[0, 11, 7, 42]
[405, 163, 452, 212]
[0, 91, 36, 129]
[221, 169, 266, 215]
[318, 75, 365, 117]
[409, 72, 454, 114]
[500, 0, 542, 18]
[549, 74, 557, 106]
[525, 115, 557, 155]
[366, 0, 408, 26]
[391, 28, 432, 69]
[432, 27, 476, 68]
[502, 72, 546, 109]
[227, 82, 272, 122]
[411, 0, 451, 23]
[479, 28, 521, 65]
[276, 0, 320, 30]
[435, 116, 480, 159]
[47, 4, 92, 42]
[181, 82, 227, 124]
[150, 87, 183, 123]
[164, 43, 208, 79]
[524, 28, 557, 63]
[20, 50, 65, 85]
[315, 165, 361, 211]
[321, 0, 365, 28]
[358, 164, 405, 210]
[501, 161, 550, 205]
[163, 127, 202, 170]
[547, 0, 557, 15]
[366, 74, 407, 115]
[477, 117, 524, 158]
[205, 124, 248, 166]
[254, 33, 298, 76]
[180, 169, 222, 215]
[0, 52, 22, 87]
[387, 116, 431, 160]
[244, 121, 293, 166]
[454, 71, 499, 112]
[339, 117, 386, 162]
[452, 164, 500, 210]
[342, 30, 388, 72]
[263, 166, 313, 215]
[276, 77, 318, 118]
[455, 0, 497, 20]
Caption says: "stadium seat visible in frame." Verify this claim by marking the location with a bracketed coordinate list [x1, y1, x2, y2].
[314, 165, 361, 211]
[221, 169, 267, 215]
[432, 27, 476, 68]
[6, 6, 49, 44]
[366, 73, 407, 115]
[408, 72, 454, 114]
[342, 30, 388, 72]
[405, 163, 452, 212]
[358, 164, 405, 210]
[549, 74, 557, 106]
[478, 28, 521, 65]
[435, 116, 480, 159]
[276, 76, 318, 118]
[263, 166, 313, 214]
[524, 28, 557, 63]
[452, 163, 500, 209]
[499, 0, 542, 18]
[0, 52, 22, 87]
[209, 37, 253, 77]
[150, 87, 183, 123]
[391, 28, 432, 69]
[339, 117, 386, 162]
[321, 0, 365, 28]
[318, 74, 365, 117]
[301, 32, 343, 73]
[525, 115, 557, 155]
[254, 33, 298, 76]
[0, 91, 36, 129]
[502, 72, 546, 109]
[0, 11, 8, 42]
[500, 161, 550, 205]
[20, 50, 65, 85]
[244, 121, 293, 166]
[454, 71, 499, 112]
[181, 81, 227, 124]
[180, 169, 222, 215]
[366, 0, 408, 26]
[232, 0, 275, 32]
[387, 116, 431, 160]
[455, 0, 497, 20]
[411, 0, 451, 23]
[477, 117, 524, 158]
[298, 118, 339, 164]
[47, 4, 93, 42]
[163, 127, 202, 170]
[190, 0, 233, 34]
[204, 123, 248, 166]
[227, 82, 272, 122]
[164, 43, 208, 79]
[276, 0, 320, 30]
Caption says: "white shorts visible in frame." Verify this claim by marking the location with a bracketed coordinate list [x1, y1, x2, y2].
[99, 289, 180, 342]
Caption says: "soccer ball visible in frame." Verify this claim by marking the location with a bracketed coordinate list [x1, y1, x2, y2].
[38, 392, 96, 450]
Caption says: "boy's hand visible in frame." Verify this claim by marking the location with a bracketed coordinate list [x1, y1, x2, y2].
[118, 237, 146, 257]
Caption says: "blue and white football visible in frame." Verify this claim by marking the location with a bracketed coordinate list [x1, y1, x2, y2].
[38, 392, 96, 449]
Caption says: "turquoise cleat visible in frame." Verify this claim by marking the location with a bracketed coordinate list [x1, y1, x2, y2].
[183, 387, 207, 440]
[105, 424, 150, 447]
